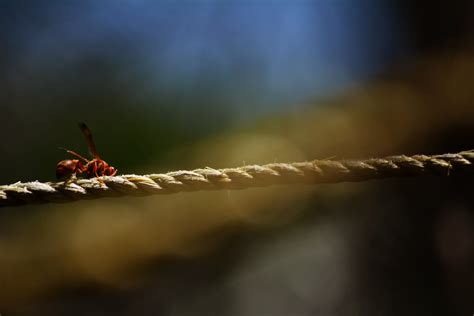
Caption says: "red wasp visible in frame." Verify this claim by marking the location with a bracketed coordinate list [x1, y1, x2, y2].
[56, 123, 117, 179]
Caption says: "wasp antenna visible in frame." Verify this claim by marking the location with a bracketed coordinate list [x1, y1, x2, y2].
[58, 146, 69, 152]
[58, 147, 89, 163]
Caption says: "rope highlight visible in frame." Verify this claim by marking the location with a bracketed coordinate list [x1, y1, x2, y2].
[1, 150, 473, 207]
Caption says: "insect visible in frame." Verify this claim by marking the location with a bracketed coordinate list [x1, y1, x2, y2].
[56, 123, 117, 179]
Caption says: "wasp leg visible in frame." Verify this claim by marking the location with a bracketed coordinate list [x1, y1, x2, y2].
[63, 173, 78, 186]
[92, 162, 105, 184]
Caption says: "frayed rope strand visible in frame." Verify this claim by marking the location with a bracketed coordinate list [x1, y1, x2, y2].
[1, 150, 473, 207]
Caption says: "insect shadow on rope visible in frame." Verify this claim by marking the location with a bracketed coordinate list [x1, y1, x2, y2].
[56, 122, 117, 180]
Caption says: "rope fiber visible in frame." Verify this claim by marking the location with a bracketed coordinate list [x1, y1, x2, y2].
[1, 150, 473, 207]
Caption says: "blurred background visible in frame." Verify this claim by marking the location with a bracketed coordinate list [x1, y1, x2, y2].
[1, 0, 474, 314]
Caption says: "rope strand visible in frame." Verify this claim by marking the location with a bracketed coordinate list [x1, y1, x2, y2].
[1, 150, 473, 207]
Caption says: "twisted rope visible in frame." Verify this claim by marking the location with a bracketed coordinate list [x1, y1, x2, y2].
[1, 150, 473, 207]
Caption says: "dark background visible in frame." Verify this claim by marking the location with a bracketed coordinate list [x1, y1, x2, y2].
[0, 1, 473, 315]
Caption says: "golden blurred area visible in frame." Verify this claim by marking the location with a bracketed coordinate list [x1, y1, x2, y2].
[1, 50, 474, 310]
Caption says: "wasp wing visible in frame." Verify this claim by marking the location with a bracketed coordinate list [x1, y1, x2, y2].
[78, 122, 101, 159]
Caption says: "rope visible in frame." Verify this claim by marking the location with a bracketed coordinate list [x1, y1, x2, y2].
[1, 150, 473, 207]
